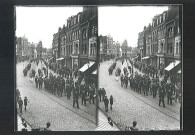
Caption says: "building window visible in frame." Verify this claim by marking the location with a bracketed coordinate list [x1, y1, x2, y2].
[64, 47, 65, 55]
[168, 27, 173, 38]
[178, 26, 180, 34]
[85, 44, 87, 54]
[94, 43, 96, 55]
[90, 44, 93, 55]
[74, 18, 76, 25]
[163, 13, 165, 21]
[91, 26, 95, 35]
[170, 45, 173, 54]
[75, 44, 78, 54]
[160, 16, 162, 23]
[78, 15, 80, 22]
[176, 42, 179, 54]
[72, 33, 74, 40]
[83, 29, 87, 39]
[82, 44, 84, 54]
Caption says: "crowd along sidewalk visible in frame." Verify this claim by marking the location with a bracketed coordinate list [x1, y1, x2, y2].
[114, 60, 180, 116]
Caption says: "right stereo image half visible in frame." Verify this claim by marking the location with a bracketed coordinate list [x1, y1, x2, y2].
[96, 5, 182, 131]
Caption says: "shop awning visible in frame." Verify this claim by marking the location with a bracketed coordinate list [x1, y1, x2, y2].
[92, 70, 97, 75]
[79, 61, 95, 72]
[165, 60, 181, 71]
[48, 57, 53, 61]
[133, 56, 139, 59]
[142, 56, 149, 60]
[56, 58, 64, 61]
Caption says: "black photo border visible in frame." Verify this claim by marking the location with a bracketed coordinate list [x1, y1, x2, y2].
[0, 0, 195, 135]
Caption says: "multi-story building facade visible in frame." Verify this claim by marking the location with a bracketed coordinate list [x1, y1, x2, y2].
[151, 16, 159, 68]
[16, 36, 32, 62]
[88, 7, 98, 66]
[174, 10, 181, 61]
[156, 11, 167, 69]
[121, 40, 128, 58]
[138, 30, 146, 61]
[30, 42, 36, 59]
[99, 35, 121, 60]
[115, 42, 121, 57]
[52, 7, 98, 70]
[16, 37, 23, 62]
[59, 25, 66, 66]
[52, 32, 60, 62]
[165, 6, 180, 67]
[36, 41, 43, 59]
[46, 48, 53, 59]
[137, 5, 181, 72]
[145, 24, 152, 58]
[99, 35, 107, 61]
[106, 34, 114, 59]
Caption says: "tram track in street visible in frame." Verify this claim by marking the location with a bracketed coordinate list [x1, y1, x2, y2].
[116, 60, 180, 115]
[109, 61, 180, 121]
[21, 61, 97, 126]
[34, 86, 96, 125]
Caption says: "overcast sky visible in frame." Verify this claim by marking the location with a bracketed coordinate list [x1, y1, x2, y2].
[16, 6, 168, 48]
[16, 6, 83, 48]
[99, 6, 168, 47]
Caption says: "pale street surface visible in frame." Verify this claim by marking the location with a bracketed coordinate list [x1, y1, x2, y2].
[16, 61, 96, 131]
[95, 110, 120, 131]
[99, 59, 180, 131]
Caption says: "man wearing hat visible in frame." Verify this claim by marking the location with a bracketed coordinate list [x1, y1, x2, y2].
[24, 96, 29, 111]
[18, 97, 23, 113]
[44, 122, 51, 131]
[109, 95, 114, 110]
[104, 95, 109, 112]
[130, 121, 138, 131]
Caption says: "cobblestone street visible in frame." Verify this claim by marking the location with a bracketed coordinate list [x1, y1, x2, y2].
[98, 60, 180, 130]
[16, 61, 96, 131]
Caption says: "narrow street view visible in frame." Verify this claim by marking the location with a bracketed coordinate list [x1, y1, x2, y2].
[98, 5, 182, 131]
[15, 6, 98, 131]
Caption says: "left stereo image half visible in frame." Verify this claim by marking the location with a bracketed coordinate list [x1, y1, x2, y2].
[15, 6, 98, 131]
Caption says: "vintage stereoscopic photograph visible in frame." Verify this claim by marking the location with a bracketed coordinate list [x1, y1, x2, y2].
[15, 6, 98, 131]
[98, 5, 182, 131]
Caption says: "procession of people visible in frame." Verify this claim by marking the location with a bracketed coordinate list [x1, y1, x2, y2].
[17, 58, 98, 131]
[104, 57, 182, 110]
[19, 58, 98, 111]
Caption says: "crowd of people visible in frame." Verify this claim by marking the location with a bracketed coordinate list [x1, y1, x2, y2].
[17, 58, 99, 131]
[108, 62, 116, 75]
[116, 58, 182, 108]
[23, 63, 31, 76]
[16, 89, 29, 113]
[25, 58, 98, 109]
[48, 62, 78, 79]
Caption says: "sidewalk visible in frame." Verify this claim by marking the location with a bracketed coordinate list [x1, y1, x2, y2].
[95, 110, 120, 131]
[17, 114, 32, 131]
[116, 60, 180, 115]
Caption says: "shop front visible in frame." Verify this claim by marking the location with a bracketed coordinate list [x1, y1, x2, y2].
[66, 57, 72, 69]
[72, 57, 78, 71]
[150, 55, 157, 68]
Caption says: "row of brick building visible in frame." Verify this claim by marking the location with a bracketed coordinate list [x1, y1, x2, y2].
[52, 7, 98, 70]
[16, 36, 50, 62]
[99, 34, 121, 61]
[137, 5, 181, 72]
